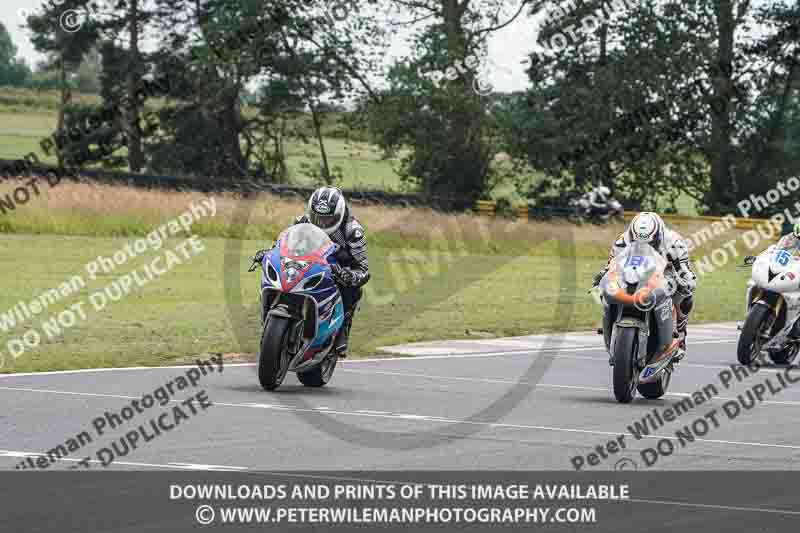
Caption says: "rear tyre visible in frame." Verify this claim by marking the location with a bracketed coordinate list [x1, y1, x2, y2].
[638, 369, 671, 399]
[258, 317, 291, 391]
[298, 352, 338, 387]
[612, 327, 638, 403]
[737, 304, 773, 366]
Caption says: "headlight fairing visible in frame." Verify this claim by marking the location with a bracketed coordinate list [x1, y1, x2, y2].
[281, 258, 310, 284]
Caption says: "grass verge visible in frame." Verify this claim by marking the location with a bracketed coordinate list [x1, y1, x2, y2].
[0, 182, 756, 373]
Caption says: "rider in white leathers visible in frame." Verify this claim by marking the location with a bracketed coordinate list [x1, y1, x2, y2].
[593, 212, 697, 353]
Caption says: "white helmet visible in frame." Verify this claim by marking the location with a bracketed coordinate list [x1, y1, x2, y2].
[627, 212, 665, 250]
[307, 186, 346, 235]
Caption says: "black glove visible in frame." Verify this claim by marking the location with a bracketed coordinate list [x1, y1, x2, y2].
[248, 246, 272, 272]
[592, 272, 604, 288]
[676, 269, 697, 295]
[330, 264, 354, 286]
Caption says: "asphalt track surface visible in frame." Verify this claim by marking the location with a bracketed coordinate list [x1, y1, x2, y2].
[2, 322, 799, 472]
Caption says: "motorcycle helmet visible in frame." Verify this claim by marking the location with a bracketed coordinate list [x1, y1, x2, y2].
[627, 212, 665, 250]
[307, 186, 346, 235]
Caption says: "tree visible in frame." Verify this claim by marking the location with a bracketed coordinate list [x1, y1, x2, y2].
[27, 0, 99, 167]
[499, 0, 781, 213]
[83, 0, 156, 172]
[0, 21, 31, 86]
[145, 0, 383, 180]
[362, 0, 534, 198]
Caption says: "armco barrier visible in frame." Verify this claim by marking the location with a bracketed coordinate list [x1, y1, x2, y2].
[468, 200, 771, 229]
[0, 157, 777, 228]
[622, 211, 767, 230]
[475, 200, 496, 217]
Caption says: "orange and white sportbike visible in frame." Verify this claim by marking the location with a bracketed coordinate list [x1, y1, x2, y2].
[738, 245, 800, 366]
[597, 241, 684, 403]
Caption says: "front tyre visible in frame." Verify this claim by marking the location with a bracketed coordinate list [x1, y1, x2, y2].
[612, 327, 638, 403]
[258, 317, 291, 391]
[737, 304, 773, 366]
[297, 352, 338, 387]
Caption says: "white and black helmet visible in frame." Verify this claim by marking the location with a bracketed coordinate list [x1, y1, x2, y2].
[307, 186, 346, 235]
[627, 212, 665, 250]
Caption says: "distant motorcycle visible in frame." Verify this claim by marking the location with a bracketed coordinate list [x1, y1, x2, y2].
[570, 194, 624, 224]
[597, 241, 683, 403]
[249, 223, 345, 390]
[737, 245, 800, 366]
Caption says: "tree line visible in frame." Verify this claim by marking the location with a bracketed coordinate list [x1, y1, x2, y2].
[2, 0, 799, 215]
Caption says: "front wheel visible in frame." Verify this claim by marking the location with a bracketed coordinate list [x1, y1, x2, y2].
[258, 317, 291, 391]
[612, 327, 639, 403]
[737, 304, 774, 366]
[297, 352, 338, 387]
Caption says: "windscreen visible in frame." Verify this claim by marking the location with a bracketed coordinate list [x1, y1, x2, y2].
[281, 223, 332, 258]
[607, 241, 668, 289]
[603, 242, 667, 293]
[775, 235, 800, 256]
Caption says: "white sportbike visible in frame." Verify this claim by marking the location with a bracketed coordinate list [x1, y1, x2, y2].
[738, 243, 800, 366]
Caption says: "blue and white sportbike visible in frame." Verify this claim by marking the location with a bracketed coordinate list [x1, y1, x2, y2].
[250, 223, 345, 390]
[739, 241, 800, 366]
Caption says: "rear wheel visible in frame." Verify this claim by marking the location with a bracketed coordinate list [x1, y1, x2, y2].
[737, 304, 773, 366]
[258, 317, 291, 391]
[612, 327, 638, 403]
[297, 352, 338, 387]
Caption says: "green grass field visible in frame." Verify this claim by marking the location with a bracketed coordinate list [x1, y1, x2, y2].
[0, 185, 751, 374]
[0, 105, 407, 191]
[0, 94, 733, 374]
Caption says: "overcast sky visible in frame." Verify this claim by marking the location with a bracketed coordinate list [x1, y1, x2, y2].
[1, 0, 541, 93]
[0, 1, 774, 95]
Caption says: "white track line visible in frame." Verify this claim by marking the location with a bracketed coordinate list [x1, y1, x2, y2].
[340, 369, 800, 406]
[0, 339, 739, 379]
[1, 384, 798, 452]
[0, 450, 247, 471]
[370, 339, 735, 362]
